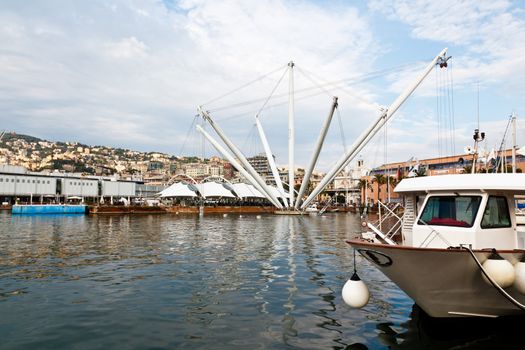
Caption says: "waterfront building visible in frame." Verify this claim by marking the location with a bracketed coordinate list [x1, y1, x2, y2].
[361, 149, 525, 206]
[0, 164, 139, 205]
[183, 162, 209, 178]
[247, 153, 271, 179]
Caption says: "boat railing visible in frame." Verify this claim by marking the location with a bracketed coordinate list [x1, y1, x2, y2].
[366, 201, 403, 245]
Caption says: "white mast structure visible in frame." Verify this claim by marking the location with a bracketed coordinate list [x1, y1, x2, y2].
[288, 61, 295, 208]
[300, 48, 450, 210]
[196, 125, 281, 207]
[294, 96, 338, 210]
[197, 107, 284, 209]
[255, 115, 289, 207]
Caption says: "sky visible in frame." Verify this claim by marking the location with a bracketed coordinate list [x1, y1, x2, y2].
[1, 0, 525, 172]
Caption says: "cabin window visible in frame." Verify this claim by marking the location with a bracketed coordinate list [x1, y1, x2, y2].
[481, 196, 511, 229]
[418, 196, 481, 228]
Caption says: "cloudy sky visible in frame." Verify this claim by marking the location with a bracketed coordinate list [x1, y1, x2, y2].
[1, 0, 524, 171]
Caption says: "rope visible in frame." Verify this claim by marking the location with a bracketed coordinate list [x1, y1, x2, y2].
[384, 117, 389, 201]
[447, 63, 456, 155]
[337, 109, 347, 153]
[353, 247, 357, 274]
[435, 66, 441, 158]
[295, 64, 392, 111]
[435, 63, 456, 157]
[494, 115, 513, 172]
[463, 246, 525, 311]
[256, 65, 289, 117]
[179, 115, 199, 156]
[202, 63, 288, 107]
[295, 66, 332, 97]
[211, 62, 420, 115]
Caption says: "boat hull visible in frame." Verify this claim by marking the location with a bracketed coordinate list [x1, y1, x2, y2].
[348, 240, 525, 318]
[165, 205, 275, 214]
[12, 204, 87, 214]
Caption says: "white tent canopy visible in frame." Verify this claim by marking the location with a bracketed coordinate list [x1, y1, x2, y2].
[229, 183, 265, 198]
[268, 186, 289, 199]
[196, 182, 236, 198]
[159, 182, 198, 198]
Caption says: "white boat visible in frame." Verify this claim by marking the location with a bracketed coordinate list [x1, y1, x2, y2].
[348, 173, 525, 318]
[305, 204, 319, 213]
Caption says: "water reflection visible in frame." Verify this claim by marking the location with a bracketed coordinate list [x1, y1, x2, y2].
[2, 211, 522, 349]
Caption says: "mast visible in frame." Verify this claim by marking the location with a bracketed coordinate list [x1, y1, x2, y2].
[300, 48, 449, 210]
[294, 96, 338, 209]
[196, 125, 281, 208]
[288, 61, 295, 208]
[512, 112, 517, 173]
[198, 107, 284, 209]
[471, 129, 485, 174]
[255, 115, 289, 207]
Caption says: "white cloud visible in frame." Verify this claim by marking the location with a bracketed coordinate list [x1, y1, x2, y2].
[1, 0, 522, 172]
[0, 0, 384, 167]
[105, 36, 148, 59]
[370, 0, 525, 93]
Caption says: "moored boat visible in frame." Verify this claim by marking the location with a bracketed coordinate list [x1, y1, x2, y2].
[12, 203, 87, 214]
[347, 173, 525, 318]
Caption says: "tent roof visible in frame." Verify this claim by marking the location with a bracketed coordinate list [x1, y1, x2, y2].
[159, 182, 198, 197]
[268, 186, 288, 199]
[230, 183, 265, 198]
[196, 182, 236, 198]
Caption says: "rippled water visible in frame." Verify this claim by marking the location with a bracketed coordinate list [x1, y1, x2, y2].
[0, 211, 523, 349]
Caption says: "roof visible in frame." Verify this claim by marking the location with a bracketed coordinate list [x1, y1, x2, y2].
[159, 182, 198, 197]
[395, 173, 525, 193]
[229, 183, 265, 198]
[268, 186, 289, 199]
[195, 182, 235, 198]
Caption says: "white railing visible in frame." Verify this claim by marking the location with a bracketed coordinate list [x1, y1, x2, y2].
[366, 201, 403, 245]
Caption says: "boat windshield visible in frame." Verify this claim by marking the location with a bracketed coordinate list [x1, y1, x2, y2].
[418, 195, 482, 228]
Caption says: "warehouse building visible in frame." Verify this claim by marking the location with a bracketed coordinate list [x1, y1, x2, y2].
[0, 165, 139, 205]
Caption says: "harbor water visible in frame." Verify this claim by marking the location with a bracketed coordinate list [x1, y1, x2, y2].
[0, 212, 522, 349]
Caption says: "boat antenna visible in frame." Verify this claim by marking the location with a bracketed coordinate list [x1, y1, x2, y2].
[477, 81, 480, 130]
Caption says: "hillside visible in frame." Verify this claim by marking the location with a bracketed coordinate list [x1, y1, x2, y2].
[0, 132, 179, 175]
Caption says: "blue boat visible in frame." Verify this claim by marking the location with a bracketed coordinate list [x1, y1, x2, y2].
[12, 204, 87, 214]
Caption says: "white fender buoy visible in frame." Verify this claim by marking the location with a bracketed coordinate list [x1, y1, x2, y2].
[239, 215, 243, 218]
[223, 213, 228, 217]
[514, 257, 525, 294]
[482, 250, 515, 288]
[342, 272, 370, 308]
[256, 215, 261, 219]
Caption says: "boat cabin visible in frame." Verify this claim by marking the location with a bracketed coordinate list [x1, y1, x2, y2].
[394, 174, 525, 249]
